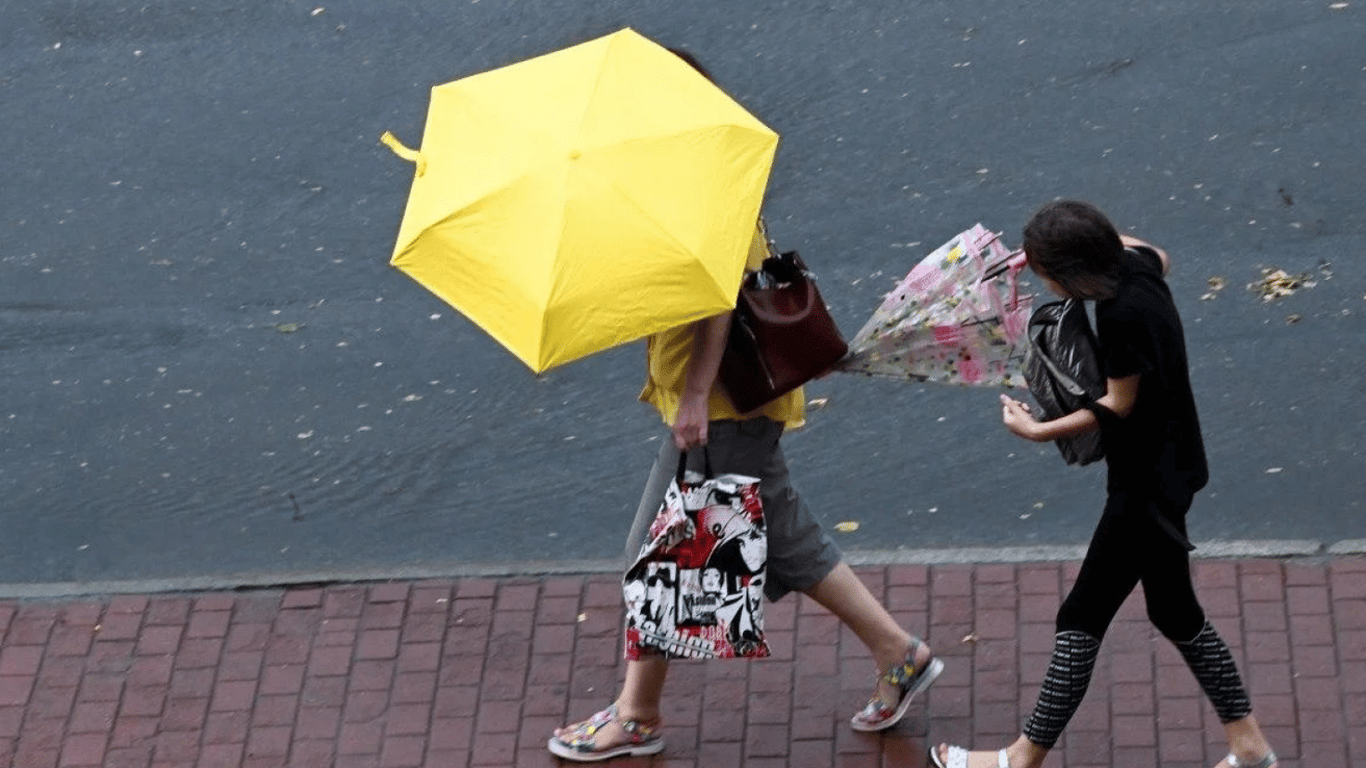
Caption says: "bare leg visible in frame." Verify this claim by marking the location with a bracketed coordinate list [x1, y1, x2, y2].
[803, 562, 935, 713]
[804, 562, 918, 669]
[616, 655, 669, 721]
[552, 656, 668, 749]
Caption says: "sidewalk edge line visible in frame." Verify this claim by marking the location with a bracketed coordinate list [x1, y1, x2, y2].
[0, 538, 1335, 599]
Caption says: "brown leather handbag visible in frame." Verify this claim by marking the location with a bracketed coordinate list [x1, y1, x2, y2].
[719, 248, 848, 413]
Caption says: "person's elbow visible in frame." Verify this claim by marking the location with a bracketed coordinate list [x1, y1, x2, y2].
[1106, 399, 1137, 420]
[1099, 375, 1140, 418]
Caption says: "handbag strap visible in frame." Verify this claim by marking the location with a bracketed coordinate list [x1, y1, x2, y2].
[1028, 301, 1095, 400]
[674, 447, 715, 485]
[1033, 340, 1091, 399]
[756, 216, 781, 260]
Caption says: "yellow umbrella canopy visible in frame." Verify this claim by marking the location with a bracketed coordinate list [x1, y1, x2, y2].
[383, 28, 779, 373]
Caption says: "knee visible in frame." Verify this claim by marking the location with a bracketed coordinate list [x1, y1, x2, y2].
[1056, 598, 1105, 640]
[1148, 604, 1205, 641]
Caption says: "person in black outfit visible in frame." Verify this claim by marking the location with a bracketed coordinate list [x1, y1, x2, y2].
[932, 201, 1277, 768]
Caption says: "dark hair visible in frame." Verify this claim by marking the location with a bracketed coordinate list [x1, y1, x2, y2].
[1022, 200, 1124, 300]
[667, 46, 715, 83]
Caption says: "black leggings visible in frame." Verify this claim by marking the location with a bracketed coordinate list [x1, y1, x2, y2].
[1057, 493, 1204, 640]
[1023, 494, 1252, 748]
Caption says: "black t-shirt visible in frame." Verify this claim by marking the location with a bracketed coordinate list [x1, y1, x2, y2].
[1093, 246, 1209, 507]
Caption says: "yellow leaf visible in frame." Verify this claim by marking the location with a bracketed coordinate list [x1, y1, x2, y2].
[833, 521, 860, 533]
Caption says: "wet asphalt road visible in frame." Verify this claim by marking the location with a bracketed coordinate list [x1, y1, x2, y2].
[1, 0, 1363, 586]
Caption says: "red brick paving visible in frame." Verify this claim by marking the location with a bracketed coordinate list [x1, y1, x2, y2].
[0, 557, 1360, 767]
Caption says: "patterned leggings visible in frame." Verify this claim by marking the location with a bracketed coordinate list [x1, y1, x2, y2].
[1022, 495, 1253, 748]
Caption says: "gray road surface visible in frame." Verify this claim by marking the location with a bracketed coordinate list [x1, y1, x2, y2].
[2, 0, 1363, 587]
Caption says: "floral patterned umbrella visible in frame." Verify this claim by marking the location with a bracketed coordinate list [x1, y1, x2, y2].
[837, 224, 1033, 388]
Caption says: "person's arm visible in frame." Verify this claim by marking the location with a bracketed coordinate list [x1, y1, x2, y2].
[672, 311, 732, 450]
[1120, 234, 1170, 276]
[1000, 374, 1140, 442]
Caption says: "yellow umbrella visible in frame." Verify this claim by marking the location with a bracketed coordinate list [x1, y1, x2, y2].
[381, 28, 779, 373]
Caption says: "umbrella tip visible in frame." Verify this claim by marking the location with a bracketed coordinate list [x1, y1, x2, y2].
[380, 131, 427, 176]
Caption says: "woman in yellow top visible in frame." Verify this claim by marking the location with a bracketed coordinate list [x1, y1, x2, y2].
[548, 67, 942, 755]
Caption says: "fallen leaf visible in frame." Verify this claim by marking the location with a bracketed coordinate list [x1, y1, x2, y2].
[833, 521, 860, 533]
[961, 633, 978, 644]
[1249, 268, 1315, 301]
[275, 322, 303, 333]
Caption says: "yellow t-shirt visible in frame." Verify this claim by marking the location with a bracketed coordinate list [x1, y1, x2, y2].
[638, 223, 806, 429]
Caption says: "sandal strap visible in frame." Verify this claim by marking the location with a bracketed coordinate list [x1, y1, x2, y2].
[560, 704, 660, 748]
[936, 745, 1008, 768]
[618, 709, 660, 739]
[882, 638, 928, 686]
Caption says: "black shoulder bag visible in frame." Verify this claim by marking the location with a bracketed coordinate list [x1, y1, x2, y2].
[1023, 299, 1106, 465]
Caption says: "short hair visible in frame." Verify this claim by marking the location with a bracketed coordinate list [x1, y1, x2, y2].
[1022, 200, 1124, 300]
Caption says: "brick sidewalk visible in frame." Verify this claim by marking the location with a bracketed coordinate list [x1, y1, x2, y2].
[1, 557, 1362, 768]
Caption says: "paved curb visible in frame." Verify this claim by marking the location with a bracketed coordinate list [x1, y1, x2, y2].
[2, 553, 1363, 767]
[1328, 538, 1366, 555]
[846, 538, 1329, 565]
[0, 538, 1353, 600]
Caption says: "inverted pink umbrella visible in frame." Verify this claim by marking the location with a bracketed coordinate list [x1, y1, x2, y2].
[837, 224, 1033, 388]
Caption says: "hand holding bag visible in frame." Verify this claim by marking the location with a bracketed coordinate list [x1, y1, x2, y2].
[719, 238, 848, 413]
[623, 450, 770, 660]
[1024, 299, 1106, 465]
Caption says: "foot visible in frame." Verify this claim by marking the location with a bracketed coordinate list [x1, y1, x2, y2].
[929, 745, 1010, 768]
[850, 637, 943, 731]
[931, 739, 1047, 768]
[1220, 751, 1278, 768]
[548, 704, 664, 762]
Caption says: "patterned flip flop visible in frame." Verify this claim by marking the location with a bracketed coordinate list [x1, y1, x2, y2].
[850, 638, 944, 731]
[548, 704, 664, 762]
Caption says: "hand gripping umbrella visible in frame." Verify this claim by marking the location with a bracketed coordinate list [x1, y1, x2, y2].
[837, 224, 1033, 388]
[381, 29, 779, 373]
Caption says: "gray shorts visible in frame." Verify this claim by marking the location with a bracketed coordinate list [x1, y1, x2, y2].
[623, 418, 843, 602]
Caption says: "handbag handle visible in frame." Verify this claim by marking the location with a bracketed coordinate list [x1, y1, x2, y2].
[674, 448, 715, 485]
[742, 277, 819, 324]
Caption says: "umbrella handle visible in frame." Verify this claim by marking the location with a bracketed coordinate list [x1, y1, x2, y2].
[380, 131, 428, 177]
[982, 249, 1028, 327]
[982, 248, 1026, 282]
